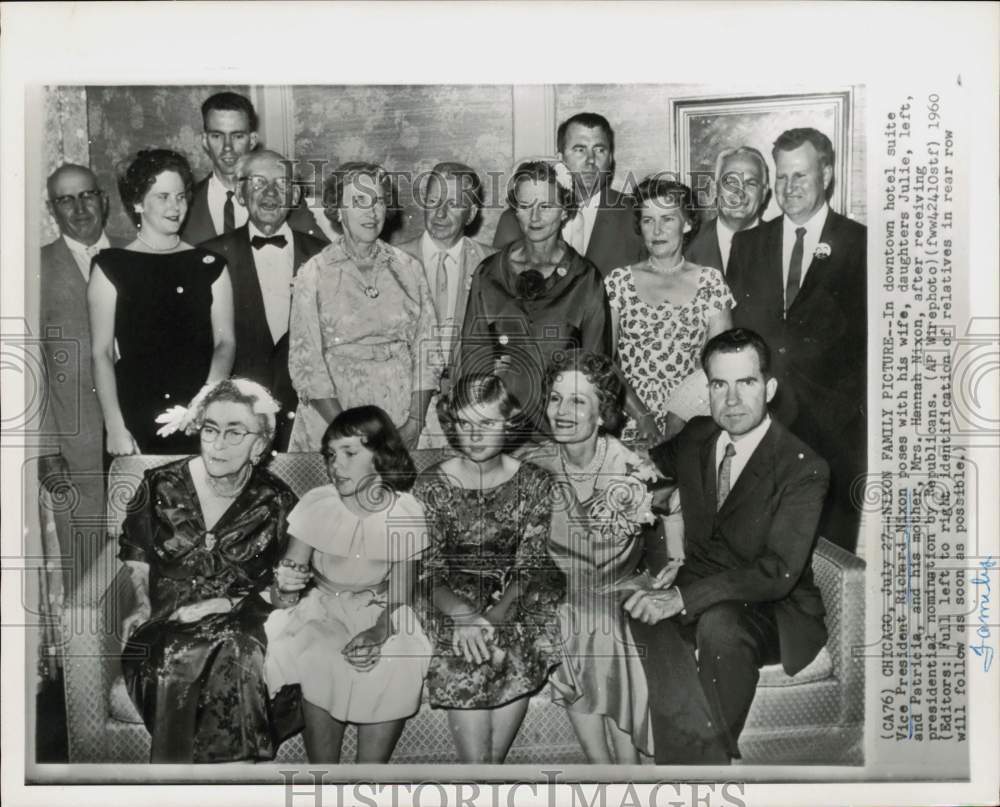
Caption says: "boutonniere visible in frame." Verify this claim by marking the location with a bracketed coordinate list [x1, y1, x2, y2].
[814, 242, 832, 260]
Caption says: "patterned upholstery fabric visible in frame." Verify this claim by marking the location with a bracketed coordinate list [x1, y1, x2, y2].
[60, 452, 865, 765]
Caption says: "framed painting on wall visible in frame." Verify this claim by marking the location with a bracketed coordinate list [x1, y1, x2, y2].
[669, 89, 853, 222]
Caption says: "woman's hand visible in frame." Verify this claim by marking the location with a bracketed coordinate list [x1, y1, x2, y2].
[274, 560, 311, 592]
[397, 417, 421, 450]
[342, 622, 392, 671]
[169, 597, 233, 624]
[121, 601, 151, 647]
[107, 426, 140, 456]
[451, 611, 495, 665]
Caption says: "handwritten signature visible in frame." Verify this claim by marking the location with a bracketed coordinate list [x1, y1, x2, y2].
[970, 556, 996, 673]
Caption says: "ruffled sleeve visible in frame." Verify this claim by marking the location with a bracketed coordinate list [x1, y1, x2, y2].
[285, 484, 347, 553]
[703, 265, 735, 313]
[604, 266, 627, 312]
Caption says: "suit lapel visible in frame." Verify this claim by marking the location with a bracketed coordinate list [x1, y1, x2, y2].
[51, 238, 86, 287]
[709, 219, 724, 272]
[701, 428, 721, 509]
[717, 421, 776, 520]
[292, 231, 309, 274]
[234, 228, 276, 351]
[787, 209, 841, 316]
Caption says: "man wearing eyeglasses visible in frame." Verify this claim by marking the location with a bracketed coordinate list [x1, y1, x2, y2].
[40, 164, 128, 521]
[181, 91, 327, 246]
[202, 149, 326, 450]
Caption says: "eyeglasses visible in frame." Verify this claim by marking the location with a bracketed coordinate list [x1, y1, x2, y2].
[51, 190, 103, 210]
[241, 175, 293, 194]
[199, 424, 260, 446]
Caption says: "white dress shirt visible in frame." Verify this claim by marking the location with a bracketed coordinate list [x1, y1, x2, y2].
[207, 173, 249, 236]
[419, 231, 464, 324]
[248, 221, 294, 344]
[715, 217, 754, 272]
[715, 415, 773, 490]
[781, 203, 829, 299]
[563, 190, 600, 255]
[63, 233, 110, 281]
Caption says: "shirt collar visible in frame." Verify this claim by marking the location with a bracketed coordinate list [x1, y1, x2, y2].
[421, 230, 464, 263]
[248, 220, 293, 243]
[715, 217, 755, 239]
[208, 172, 235, 202]
[63, 232, 109, 254]
[718, 414, 772, 455]
[783, 202, 829, 235]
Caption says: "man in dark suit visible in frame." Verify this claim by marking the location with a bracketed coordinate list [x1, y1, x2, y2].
[202, 149, 326, 450]
[397, 161, 495, 447]
[686, 146, 769, 273]
[492, 112, 645, 276]
[181, 91, 326, 246]
[727, 127, 866, 552]
[40, 164, 129, 522]
[626, 328, 829, 764]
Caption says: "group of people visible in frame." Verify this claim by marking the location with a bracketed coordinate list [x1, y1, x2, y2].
[39, 89, 867, 765]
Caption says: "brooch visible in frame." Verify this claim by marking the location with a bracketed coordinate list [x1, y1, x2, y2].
[814, 242, 832, 260]
[364, 286, 380, 299]
[203, 254, 215, 264]
[556, 266, 567, 277]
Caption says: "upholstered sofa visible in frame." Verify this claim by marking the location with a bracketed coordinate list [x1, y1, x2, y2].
[58, 451, 864, 765]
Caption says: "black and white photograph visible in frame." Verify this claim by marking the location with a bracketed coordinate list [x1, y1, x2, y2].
[2, 3, 997, 807]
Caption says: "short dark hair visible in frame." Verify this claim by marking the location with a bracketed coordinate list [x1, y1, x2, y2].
[557, 112, 615, 155]
[772, 127, 835, 168]
[117, 149, 194, 227]
[632, 175, 699, 241]
[201, 91, 258, 131]
[420, 161, 484, 209]
[322, 161, 399, 233]
[322, 406, 416, 492]
[544, 350, 625, 436]
[437, 374, 523, 453]
[506, 160, 578, 220]
[700, 328, 772, 378]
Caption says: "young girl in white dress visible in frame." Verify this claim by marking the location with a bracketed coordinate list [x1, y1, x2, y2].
[264, 406, 432, 763]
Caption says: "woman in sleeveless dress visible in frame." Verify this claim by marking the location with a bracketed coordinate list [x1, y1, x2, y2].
[88, 149, 235, 455]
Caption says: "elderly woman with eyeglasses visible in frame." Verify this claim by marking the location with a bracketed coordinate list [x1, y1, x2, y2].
[118, 378, 301, 763]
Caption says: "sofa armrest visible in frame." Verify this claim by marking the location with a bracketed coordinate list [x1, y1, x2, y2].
[60, 534, 136, 762]
[813, 537, 866, 725]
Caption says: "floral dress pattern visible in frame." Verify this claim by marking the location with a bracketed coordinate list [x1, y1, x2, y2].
[605, 262, 734, 437]
[287, 235, 440, 450]
[412, 461, 566, 708]
[118, 458, 299, 763]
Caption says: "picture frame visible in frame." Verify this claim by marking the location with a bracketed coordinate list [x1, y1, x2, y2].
[669, 89, 854, 221]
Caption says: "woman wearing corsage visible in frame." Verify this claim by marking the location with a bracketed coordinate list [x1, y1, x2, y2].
[118, 378, 300, 763]
[264, 406, 432, 763]
[521, 350, 677, 762]
[412, 374, 566, 763]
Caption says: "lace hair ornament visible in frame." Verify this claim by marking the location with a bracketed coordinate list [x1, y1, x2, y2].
[155, 378, 281, 437]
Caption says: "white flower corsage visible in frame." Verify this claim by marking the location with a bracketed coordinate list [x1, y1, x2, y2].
[552, 161, 574, 192]
[814, 242, 832, 260]
[154, 383, 215, 437]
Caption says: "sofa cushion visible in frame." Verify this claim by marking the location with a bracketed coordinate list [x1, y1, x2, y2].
[758, 645, 833, 687]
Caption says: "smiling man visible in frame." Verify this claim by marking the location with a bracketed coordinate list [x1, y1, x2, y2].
[727, 127, 867, 552]
[625, 328, 829, 764]
[182, 92, 326, 246]
[493, 112, 645, 276]
[40, 164, 129, 520]
[201, 149, 327, 450]
[686, 146, 770, 273]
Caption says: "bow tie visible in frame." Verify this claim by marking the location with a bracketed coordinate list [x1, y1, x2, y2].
[251, 234, 288, 250]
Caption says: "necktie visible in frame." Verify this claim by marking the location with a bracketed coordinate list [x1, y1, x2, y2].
[223, 190, 235, 234]
[785, 226, 806, 312]
[717, 442, 737, 510]
[251, 234, 288, 250]
[433, 251, 450, 321]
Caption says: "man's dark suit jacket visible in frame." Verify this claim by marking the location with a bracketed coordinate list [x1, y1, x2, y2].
[181, 176, 329, 247]
[492, 186, 646, 277]
[201, 225, 327, 449]
[684, 216, 725, 272]
[650, 416, 830, 676]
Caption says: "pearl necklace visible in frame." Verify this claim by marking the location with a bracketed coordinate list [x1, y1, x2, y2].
[647, 255, 685, 274]
[137, 231, 181, 252]
[560, 435, 608, 483]
[204, 461, 252, 499]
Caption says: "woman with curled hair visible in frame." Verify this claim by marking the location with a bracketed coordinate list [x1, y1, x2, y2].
[604, 176, 733, 445]
[519, 350, 663, 762]
[89, 148, 236, 455]
[118, 378, 300, 763]
[412, 374, 566, 763]
[288, 161, 438, 452]
[264, 406, 432, 763]
[455, 159, 612, 438]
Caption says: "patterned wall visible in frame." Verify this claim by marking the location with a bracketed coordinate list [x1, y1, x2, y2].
[84, 85, 250, 240]
[42, 86, 92, 245]
[555, 83, 868, 225]
[292, 85, 514, 245]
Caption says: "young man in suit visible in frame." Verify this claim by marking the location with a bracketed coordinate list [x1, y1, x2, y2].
[625, 328, 830, 764]
[685, 146, 769, 273]
[397, 161, 495, 447]
[492, 112, 645, 276]
[201, 149, 326, 450]
[40, 164, 129, 520]
[727, 127, 867, 552]
[181, 92, 326, 246]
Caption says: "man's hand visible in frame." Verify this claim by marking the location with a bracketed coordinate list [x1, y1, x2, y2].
[343, 622, 391, 671]
[624, 587, 684, 625]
